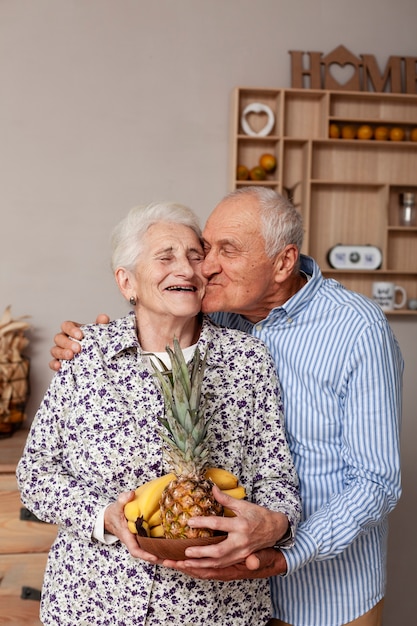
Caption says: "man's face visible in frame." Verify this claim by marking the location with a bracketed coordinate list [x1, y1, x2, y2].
[201, 196, 279, 322]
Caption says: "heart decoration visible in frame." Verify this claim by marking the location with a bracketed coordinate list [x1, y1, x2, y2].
[241, 103, 275, 137]
[328, 62, 356, 86]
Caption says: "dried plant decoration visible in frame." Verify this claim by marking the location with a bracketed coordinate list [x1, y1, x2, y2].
[0, 305, 31, 437]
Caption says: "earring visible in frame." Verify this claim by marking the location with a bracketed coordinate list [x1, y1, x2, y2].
[129, 296, 137, 306]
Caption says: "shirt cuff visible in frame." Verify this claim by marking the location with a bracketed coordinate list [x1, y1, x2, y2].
[281, 529, 319, 574]
[273, 525, 293, 549]
[93, 504, 119, 545]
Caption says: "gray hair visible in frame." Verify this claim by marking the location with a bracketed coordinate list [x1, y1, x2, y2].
[111, 201, 202, 272]
[222, 187, 304, 258]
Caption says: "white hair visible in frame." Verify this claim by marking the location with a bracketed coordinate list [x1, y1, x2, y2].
[111, 201, 202, 272]
[223, 186, 304, 258]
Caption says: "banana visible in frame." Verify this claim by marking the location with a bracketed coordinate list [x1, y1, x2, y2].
[221, 485, 246, 499]
[134, 482, 148, 497]
[127, 519, 150, 537]
[138, 519, 150, 537]
[126, 473, 176, 535]
[127, 520, 138, 534]
[222, 485, 246, 517]
[124, 499, 142, 523]
[150, 524, 165, 538]
[147, 508, 162, 528]
[128, 473, 245, 534]
[205, 467, 239, 490]
[134, 473, 176, 522]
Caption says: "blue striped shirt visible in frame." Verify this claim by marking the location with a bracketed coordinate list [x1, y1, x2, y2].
[212, 255, 403, 626]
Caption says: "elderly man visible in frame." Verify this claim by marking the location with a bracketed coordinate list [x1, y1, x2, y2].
[51, 187, 403, 626]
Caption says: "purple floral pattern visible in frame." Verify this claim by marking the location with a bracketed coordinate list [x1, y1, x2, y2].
[17, 313, 300, 625]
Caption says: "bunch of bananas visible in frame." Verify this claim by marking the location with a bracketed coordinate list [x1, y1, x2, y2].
[124, 467, 246, 538]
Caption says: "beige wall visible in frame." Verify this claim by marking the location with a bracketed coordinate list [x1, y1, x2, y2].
[1, 1, 416, 623]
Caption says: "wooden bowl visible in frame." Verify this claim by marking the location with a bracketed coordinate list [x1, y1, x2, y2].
[137, 534, 226, 560]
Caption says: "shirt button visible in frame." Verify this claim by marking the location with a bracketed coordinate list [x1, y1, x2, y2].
[287, 317, 293, 324]
[255, 324, 262, 331]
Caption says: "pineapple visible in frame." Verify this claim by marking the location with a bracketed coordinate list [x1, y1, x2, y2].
[152, 338, 223, 539]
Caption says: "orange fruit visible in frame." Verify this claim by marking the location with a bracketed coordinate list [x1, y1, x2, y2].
[374, 126, 389, 141]
[259, 153, 277, 173]
[236, 165, 249, 180]
[357, 125, 373, 140]
[329, 124, 340, 139]
[249, 166, 267, 181]
[410, 127, 417, 142]
[389, 127, 405, 141]
[341, 125, 356, 139]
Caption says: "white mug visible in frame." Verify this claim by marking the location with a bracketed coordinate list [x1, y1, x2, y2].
[372, 282, 407, 311]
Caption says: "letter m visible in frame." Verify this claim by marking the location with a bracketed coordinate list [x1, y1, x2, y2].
[361, 55, 402, 93]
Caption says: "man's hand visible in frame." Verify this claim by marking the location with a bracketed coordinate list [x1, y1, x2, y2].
[49, 314, 110, 371]
[162, 485, 290, 573]
[163, 547, 287, 581]
[104, 491, 162, 564]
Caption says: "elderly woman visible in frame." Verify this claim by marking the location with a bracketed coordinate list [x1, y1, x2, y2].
[17, 202, 300, 626]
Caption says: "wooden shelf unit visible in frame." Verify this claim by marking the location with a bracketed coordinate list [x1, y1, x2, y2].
[0, 429, 57, 625]
[230, 88, 417, 315]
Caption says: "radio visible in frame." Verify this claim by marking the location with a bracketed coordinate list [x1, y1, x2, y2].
[327, 245, 382, 270]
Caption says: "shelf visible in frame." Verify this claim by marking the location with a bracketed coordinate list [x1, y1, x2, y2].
[230, 87, 417, 316]
[310, 179, 385, 187]
[324, 269, 417, 276]
[320, 137, 417, 146]
[385, 310, 417, 316]
[388, 226, 417, 232]
[311, 143, 417, 184]
[329, 118, 417, 132]
[236, 134, 280, 141]
[235, 180, 278, 188]
[329, 91, 417, 123]
[283, 92, 327, 138]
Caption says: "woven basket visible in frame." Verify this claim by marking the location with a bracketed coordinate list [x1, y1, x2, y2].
[0, 357, 30, 438]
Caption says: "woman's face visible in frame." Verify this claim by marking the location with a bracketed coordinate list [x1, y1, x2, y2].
[132, 221, 206, 320]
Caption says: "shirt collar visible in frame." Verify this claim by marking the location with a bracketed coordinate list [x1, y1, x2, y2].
[104, 311, 140, 361]
[105, 311, 220, 366]
[271, 254, 323, 319]
[229, 254, 324, 328]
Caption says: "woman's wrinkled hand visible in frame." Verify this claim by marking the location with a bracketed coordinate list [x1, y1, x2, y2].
[104, 491, 162, 564]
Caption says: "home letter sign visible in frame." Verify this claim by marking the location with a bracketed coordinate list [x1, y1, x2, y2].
[290, 46, 417, 94]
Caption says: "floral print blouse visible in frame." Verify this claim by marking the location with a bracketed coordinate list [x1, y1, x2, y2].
[17, 313, 300, 626]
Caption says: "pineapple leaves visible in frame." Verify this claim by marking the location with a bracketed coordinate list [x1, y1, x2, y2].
[190, 348, 207, 410]
[150, 337, 212, 471]
[169, 341, 192, 398]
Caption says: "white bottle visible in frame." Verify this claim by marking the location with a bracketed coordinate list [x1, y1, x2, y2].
[398, 192, 416, 226]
